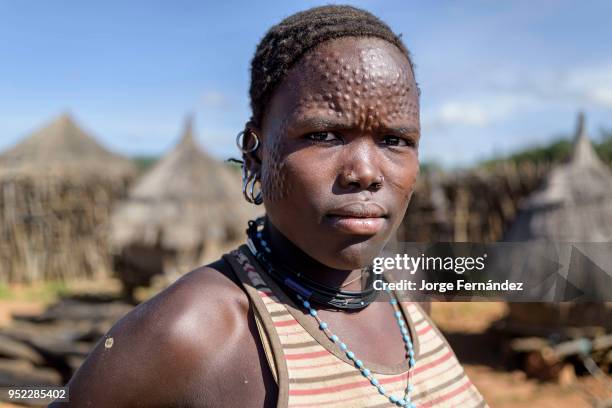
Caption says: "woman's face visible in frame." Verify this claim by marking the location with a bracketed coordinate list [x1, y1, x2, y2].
[254, 36, 420, 270]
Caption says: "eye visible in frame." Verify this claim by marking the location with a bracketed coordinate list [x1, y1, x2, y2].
[306, 131, 341, 143]
[382, 135, 414, 147]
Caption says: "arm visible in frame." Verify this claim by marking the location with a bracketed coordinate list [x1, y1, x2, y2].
[49, 266, 250, 407]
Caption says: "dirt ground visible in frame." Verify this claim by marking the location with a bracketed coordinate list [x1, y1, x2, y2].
[431, 302, 612, 407]
[0, 300, 44, 328]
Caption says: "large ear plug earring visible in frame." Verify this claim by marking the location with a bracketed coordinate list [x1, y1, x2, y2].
[235, 129, 260, 154]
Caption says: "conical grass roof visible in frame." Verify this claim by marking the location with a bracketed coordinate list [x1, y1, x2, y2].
[110, 117, 261, 252]
[0, 113, 135, 179]
[505, 112, 612, 242]
[129, 117, 238, 202]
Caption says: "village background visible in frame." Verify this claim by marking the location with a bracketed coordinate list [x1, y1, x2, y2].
[1, 1, 612, 407]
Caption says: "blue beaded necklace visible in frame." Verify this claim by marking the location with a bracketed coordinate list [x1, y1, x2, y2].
[296, 293, 417, 408]
[247, 221, 418, 407]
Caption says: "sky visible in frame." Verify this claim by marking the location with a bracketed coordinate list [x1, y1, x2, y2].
[1, 0, 611, 167]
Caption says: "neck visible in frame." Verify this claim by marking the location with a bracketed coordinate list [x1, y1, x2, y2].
[263, 216, 366, 292]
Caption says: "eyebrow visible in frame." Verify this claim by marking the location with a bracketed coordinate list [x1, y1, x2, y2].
[293, 117, 420, 136]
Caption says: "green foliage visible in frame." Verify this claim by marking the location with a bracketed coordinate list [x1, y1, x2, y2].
[0, 281, 69, 302]
[596, 130, 612, 163]
[132, 156, 159, 173]
[419, 161, 444, 175]
[480, 130, 612, 169]
[38, 281, 70, 302]
[480, 137, 573, 169]
[0, 283, 10, 299]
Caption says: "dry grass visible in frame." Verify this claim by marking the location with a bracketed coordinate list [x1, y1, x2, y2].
[0, 175, 131, 283]
[430, 302, 611, 407]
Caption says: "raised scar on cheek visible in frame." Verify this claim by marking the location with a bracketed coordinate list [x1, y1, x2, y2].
[262, 132, 293, 202]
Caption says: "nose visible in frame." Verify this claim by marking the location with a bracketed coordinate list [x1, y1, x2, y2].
[338, 140, 384, 191]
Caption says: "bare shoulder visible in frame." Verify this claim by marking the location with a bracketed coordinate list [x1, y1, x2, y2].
[54, 259, 252, 407]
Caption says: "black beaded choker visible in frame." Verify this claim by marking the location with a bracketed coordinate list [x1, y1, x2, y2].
[245, 217, 379, 310]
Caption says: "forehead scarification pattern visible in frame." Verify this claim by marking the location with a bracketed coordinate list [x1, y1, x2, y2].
[261, 41, 418, 203]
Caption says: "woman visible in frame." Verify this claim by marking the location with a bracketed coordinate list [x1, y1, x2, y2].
[55, 5, 486, 408]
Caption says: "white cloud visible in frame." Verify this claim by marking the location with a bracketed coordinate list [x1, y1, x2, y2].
[437, 102, 489, 127]
[591, 88, 612, 106]
[200, 90, 229, 108]
[423, 61, 612, 131]
[565, 63, 612, 107]
[424, 94, 535, 130]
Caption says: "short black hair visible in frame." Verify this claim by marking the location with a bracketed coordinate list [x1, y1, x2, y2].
[248, 4, 417, 129]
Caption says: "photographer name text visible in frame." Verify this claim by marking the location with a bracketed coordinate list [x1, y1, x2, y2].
[374, 279, 524, 292]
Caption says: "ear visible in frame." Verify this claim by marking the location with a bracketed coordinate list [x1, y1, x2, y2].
[242, 122, 263, 174]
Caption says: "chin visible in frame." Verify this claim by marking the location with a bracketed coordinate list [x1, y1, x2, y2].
[320, 235, 388, 270]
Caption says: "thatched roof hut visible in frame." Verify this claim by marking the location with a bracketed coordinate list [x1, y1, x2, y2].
[0, 113, 135, 179]
[505, 112, 612, 242]
[110, 117, 261, 294]
[503, 112, 612, 333]
[0, 113, 136, 283]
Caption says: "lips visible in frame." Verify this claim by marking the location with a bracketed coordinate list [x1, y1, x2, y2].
[324, 202, 388, 235]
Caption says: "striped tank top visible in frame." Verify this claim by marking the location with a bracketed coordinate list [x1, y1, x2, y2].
[222, 245, 487, 408]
